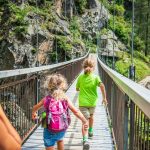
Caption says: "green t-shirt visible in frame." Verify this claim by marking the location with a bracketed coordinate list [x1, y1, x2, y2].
[76, 73, 102, 107]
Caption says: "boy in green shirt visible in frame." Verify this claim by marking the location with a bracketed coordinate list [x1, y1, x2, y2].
[76, 58, 107, 150]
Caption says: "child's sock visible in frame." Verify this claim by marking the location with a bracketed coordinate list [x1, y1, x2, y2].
[83, 136, 88, 142]
[88, 127, 93, 133]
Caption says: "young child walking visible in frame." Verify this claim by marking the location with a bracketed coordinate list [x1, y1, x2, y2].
[76, 57, 107, 150]
[32, 74, 88, 150]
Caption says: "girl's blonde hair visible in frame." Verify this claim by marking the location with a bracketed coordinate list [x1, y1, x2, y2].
[45, 74, 68, 100]
[83, 58, 95, 74]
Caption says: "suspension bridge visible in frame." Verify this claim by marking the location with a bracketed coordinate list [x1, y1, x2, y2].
[0, 52, 150, 150]
[0, 0, 150, 150]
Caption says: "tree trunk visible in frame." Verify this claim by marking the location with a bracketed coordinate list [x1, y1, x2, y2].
[145, 0, 150, 56]
[55, 0, 62, 17]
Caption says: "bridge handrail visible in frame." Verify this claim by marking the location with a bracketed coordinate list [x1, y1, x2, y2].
[98, 57, 150, 118]
[0, 51, 89, 79]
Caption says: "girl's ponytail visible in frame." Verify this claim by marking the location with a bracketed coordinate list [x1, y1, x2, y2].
[83, 58, 95, 74]
[84, 67, 92, 74]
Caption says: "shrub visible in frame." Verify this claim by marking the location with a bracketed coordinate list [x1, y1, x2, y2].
[134, 36, 145, 52]
[101, 28, 108, 35]
[109, 4, 125, 16]
[69, 16, 81, 37]
[98, 0, 110, 9]
[84, 39, 96, 53]
[75, 0, 87, 14]
[9, 3, 28, 26]
[134, 51, 149, 63]
[108, 16, 131, 45]
[56, 36, 72, 52]
[115, 52, 150, 81]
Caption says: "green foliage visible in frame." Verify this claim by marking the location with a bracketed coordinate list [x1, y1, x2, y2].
[134, 51, 149, 64]
[148, 56, 150, 65]
[98, 0, 110, 9]
[101, 28, 108, 35]
[14, 26, 28, 36]
[31, 48, 37, 54]
[134, 59, 150, 81]
[69, 16, 81, 38]
[115, 51, 150, 81]
[9, 3, 28, 26]
[109, 4, 125, 16]
[69, 16, 85, 50]
[84, 39, 96, 53]
[0, 0, 9, 6]
[75, 0, 87, 14]
[108, 16, 131, 45]
[73, 38, 82, 46]
[49, 52, 57, 62]
[115, 0, 124, 5]
[56, 36, 72, 52]
[108, 3, 147, 55]
[134, 36, 145, 52]
[115, 59, 130, 77]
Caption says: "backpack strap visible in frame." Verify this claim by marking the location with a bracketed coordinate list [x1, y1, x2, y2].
[43, 95, 51, 111]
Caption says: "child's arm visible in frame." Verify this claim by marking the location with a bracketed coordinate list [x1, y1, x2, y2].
[32, 99, 44, 119]
[99, 83, 107, 105]
[67, 99, 87, 124]
[76, 76, 80, 91]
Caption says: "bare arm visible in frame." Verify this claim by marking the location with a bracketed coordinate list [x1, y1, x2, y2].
[99, 83, 107, 105]
[67, 99, 87, 124]
[0, 105, 22, 149]
[32, 99, 44, 119]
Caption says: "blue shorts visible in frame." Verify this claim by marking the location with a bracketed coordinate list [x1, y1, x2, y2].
[43, 128, 66, 147]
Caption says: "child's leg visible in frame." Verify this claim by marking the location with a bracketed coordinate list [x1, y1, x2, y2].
[79, 107, 89, 141]
[57, 140, 64, 150]
[82, 120, 89, 136]
[89, 114, 94, 128]
[89, 114, 94, 136]
[88, 107, 96, 136]
[46, 146, 54, 150]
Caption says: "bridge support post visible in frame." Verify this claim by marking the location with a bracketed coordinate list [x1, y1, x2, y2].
[128, 64, 135, 150]
[123, 95, 129, 150]
[35, 74, 40, 124]
[129, 65, 136, 81]
[129, 101, 135, 150]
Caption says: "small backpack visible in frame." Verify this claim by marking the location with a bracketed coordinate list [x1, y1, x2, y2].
[43, 95, 71, 133]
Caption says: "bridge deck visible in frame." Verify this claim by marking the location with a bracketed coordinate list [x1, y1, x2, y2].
[22, 62, 114, 150]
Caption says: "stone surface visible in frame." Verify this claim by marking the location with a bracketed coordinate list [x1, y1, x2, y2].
[100, 30, 127, 57]
[81, 0, 110, 38]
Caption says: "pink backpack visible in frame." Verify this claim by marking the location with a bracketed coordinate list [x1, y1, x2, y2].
[44, 95, 71, 133]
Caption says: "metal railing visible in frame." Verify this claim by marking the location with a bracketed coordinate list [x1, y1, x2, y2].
[0, 51, 89, 142]
[97, 57, 150, 150]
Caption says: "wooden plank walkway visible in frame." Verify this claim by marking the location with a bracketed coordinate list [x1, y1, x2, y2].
[22, 60, 114, 150]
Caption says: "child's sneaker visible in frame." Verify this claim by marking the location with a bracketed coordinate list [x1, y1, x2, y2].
[83, 140, 90, 150]
[88, 131, 93, 138]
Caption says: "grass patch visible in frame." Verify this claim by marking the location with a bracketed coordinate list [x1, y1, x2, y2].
[115, 51, 150, 81]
